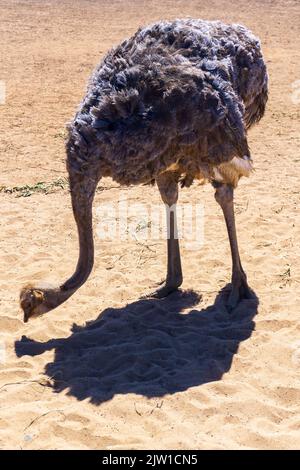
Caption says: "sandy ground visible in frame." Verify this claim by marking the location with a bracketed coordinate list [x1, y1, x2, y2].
[0, 0, 300, 450]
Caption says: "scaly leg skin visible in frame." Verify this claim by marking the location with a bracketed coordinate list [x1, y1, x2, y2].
[214, 182, 253, 310]
[141, 172, 183, 299]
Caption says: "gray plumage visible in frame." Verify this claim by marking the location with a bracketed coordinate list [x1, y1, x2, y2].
[66, 18, 268, 186]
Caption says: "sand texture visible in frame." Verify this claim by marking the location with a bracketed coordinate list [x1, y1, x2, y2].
[0, 0, 300, 450]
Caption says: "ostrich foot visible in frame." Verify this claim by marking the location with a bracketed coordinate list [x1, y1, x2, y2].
[141, 279, 182, 299]
[226, 272, 253, 311]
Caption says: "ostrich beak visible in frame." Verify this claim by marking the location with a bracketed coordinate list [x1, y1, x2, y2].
[23, 307, 30, 323]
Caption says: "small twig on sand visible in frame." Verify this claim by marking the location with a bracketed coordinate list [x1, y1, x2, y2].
[0, 378, 51, 393]
[132, 232, 158, 253]
[134, 402, 142, 416]
[149, 400, 164, 415]
[235, 200, 249, 214]
[106, 253, 126, 270]
[136, 248, 145, 268]
[23, 410, 66, 432]
[136, 251, 156, 268]
[134, 400, 164, 416]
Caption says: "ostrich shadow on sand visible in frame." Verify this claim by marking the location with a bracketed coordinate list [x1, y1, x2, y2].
[15, 286, 258, 405]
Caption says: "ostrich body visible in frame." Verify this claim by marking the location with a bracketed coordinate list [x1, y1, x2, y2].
[20, 19, 268, 322]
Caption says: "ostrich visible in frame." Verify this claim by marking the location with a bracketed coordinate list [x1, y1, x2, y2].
[20, 19, 268, 322]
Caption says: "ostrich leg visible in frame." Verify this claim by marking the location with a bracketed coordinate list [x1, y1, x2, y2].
[20, 169, 99, 322]
[213, 182, 252, 309]
[143, 171, 183, 298]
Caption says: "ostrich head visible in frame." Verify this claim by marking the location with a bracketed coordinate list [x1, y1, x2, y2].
[20, 285, 46, 322]
[20, 284, 72, 322]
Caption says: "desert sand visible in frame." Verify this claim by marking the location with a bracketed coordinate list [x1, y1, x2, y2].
[0, 0, 300, 450]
